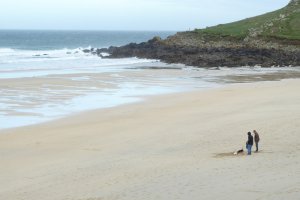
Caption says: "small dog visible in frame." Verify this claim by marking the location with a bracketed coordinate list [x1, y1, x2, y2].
[233, 148, 244, 155]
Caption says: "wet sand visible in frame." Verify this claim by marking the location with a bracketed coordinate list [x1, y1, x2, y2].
[1, 78, 300, 200]
[2, 66, 300, 129]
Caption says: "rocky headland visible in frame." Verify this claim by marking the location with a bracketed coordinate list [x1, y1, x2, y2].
[96, 0, 300, 67]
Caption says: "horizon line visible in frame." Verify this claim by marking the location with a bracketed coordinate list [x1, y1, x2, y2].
[0, 28, 181, 32]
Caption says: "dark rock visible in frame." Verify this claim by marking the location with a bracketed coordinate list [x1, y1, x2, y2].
[96, 35, 300, 67]
[82, 49, 91, 53]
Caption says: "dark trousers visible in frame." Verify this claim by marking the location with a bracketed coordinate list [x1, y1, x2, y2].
[255, 142, 259, 151]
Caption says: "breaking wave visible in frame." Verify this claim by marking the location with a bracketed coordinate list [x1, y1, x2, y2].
[0, 47, 157, 79]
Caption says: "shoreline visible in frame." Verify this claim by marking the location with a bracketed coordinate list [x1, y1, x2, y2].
[1, 79, 300, 199]
[1, 66, 300, 131]
[0, 80, 215, 133]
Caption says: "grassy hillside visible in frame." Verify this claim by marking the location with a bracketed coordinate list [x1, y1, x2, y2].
[195, 0, 300, 40]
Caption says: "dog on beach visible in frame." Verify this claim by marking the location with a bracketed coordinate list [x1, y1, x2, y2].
[233, 148, 244, 155]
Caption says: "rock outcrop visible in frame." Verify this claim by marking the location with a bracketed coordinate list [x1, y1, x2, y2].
[100, 38, 299, 67]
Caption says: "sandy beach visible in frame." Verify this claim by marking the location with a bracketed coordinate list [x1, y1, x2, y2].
[1, 79, 300, 200]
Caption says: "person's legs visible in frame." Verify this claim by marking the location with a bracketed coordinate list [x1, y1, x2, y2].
[247, 145, 252, 155]
[255, 142, 258, 152]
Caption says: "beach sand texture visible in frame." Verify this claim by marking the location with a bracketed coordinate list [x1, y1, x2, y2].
[1, 79, 300, 200]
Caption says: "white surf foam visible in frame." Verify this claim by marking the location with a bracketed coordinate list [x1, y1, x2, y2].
[0, 47, 157, 79]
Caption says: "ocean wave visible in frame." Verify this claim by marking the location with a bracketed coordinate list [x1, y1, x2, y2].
[0, 47, 90, 56]
[0, 47, 98, 64]
[0, 50, 158, 78]
[0, 47, 154, 66]
[0, 46, 159, 79]
[0, 48, 16, 53]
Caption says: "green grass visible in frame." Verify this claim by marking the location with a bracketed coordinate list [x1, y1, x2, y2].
[194, 2, 300, 40]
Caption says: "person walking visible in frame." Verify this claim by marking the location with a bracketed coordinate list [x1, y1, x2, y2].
[253, 130, 260, 152]
[246, 132, 253, 155]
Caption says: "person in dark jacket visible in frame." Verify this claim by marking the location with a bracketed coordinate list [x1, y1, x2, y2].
[253, 130, 260, 152]
[246, 132, 254, 155]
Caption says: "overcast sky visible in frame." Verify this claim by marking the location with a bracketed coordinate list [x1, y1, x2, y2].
[0, 0, 290, 31]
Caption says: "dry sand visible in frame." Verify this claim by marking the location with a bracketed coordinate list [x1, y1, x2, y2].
[1, 79, 300, 200]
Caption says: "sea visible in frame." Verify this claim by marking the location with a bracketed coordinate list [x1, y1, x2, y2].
[1, 30, 300, 130]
